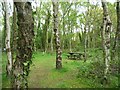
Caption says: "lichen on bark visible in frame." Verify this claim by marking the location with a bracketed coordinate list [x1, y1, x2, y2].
[13, 2, 34, 89]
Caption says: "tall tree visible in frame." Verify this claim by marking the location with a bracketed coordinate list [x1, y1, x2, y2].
[84, 1, 90, 62]
[67, 8, 72, 52]
[61, 2, 72, 50]
[111, 0, 120, 60]
[116, 0, 120, 87]
[13, 2, 34, 88]
[42, 9, 51, 53]
[11, 4, 17, 63]
[101, 0, 112, 84]
[1, 3, 6, 50]
[4, 1, 12, 77]
[34, 2, 42, 51]
[52, 0, 62, 69]
[116, 0, 120, 55]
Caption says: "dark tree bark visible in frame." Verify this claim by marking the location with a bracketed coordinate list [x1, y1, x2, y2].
[52, 0, 62, 69]
[13, 2, 34, 88]
[84, 25, 87, 62]
[11, 5, 17, 63]
[116, 0, 120, 87]
[112, 0, 120, 53]
[116, 0, 120, 52]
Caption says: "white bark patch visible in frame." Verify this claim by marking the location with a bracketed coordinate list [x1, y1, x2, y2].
[5, 2, 12, 75]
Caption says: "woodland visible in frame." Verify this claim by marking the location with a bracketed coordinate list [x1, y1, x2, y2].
[0, 0, 120, 89]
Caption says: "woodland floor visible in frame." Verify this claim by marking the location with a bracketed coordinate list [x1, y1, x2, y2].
[2, 50, 118, 88]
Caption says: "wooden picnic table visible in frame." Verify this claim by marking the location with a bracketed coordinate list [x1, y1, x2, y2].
[67, 52, 84, 60]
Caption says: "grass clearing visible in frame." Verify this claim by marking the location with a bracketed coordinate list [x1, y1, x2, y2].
[2, 50, 118, 88]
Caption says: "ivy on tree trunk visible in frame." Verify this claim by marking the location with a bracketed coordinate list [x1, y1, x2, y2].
[13, 2, 34, 89]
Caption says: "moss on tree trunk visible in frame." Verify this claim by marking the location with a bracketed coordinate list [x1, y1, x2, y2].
[13, 2, 34, 89]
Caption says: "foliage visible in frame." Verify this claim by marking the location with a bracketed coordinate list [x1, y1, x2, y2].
[77, 48, 118, 88]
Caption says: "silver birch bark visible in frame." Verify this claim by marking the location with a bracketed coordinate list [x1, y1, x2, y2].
[5, 2, 12, 76]
[52, 0, 62, 69]
[101, 0, 112, 83]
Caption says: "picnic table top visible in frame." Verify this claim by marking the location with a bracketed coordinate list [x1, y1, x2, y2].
[68, 52, 84, 55]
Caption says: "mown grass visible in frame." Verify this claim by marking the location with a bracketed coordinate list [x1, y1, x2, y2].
[2, 52, 10, 88]
[2, 49, 118, 88]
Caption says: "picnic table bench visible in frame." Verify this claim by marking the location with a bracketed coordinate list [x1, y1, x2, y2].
[67, 52, 85, 60]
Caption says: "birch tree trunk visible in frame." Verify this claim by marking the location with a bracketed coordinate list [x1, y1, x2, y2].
[13, 2, 34, 88]
[4, 2, 12, 77]
[2, 3, 6, 50]
[52, 0, 62, 69]
[101, 0, 112, 84]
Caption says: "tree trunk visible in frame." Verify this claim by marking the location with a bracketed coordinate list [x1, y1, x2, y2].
[116, 0, 120, 56]
[50, 29, 53, 52]
[84, 0, 90, 62]
[69, 26, 72, 52]
[112, 0, 120, 53]
[87, 25, 91, 48]
[111, 1, 120, 61]
[13, 2, 34, 88]
[4, 2, 12, 77]
[35, 2, 42, 50]
[62, 16, 65, 50]
[2, 3, 6, 50]
[101, 0, 112, 84]
[52, 1, 62, 69]
[84, 25, 87, 62]
[78, 33, 82, 44]
[116, 0, 120, 87]
[67, 9, 72, 52]
[42, 10, 51, 53]
[11, 5, 17, 63]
